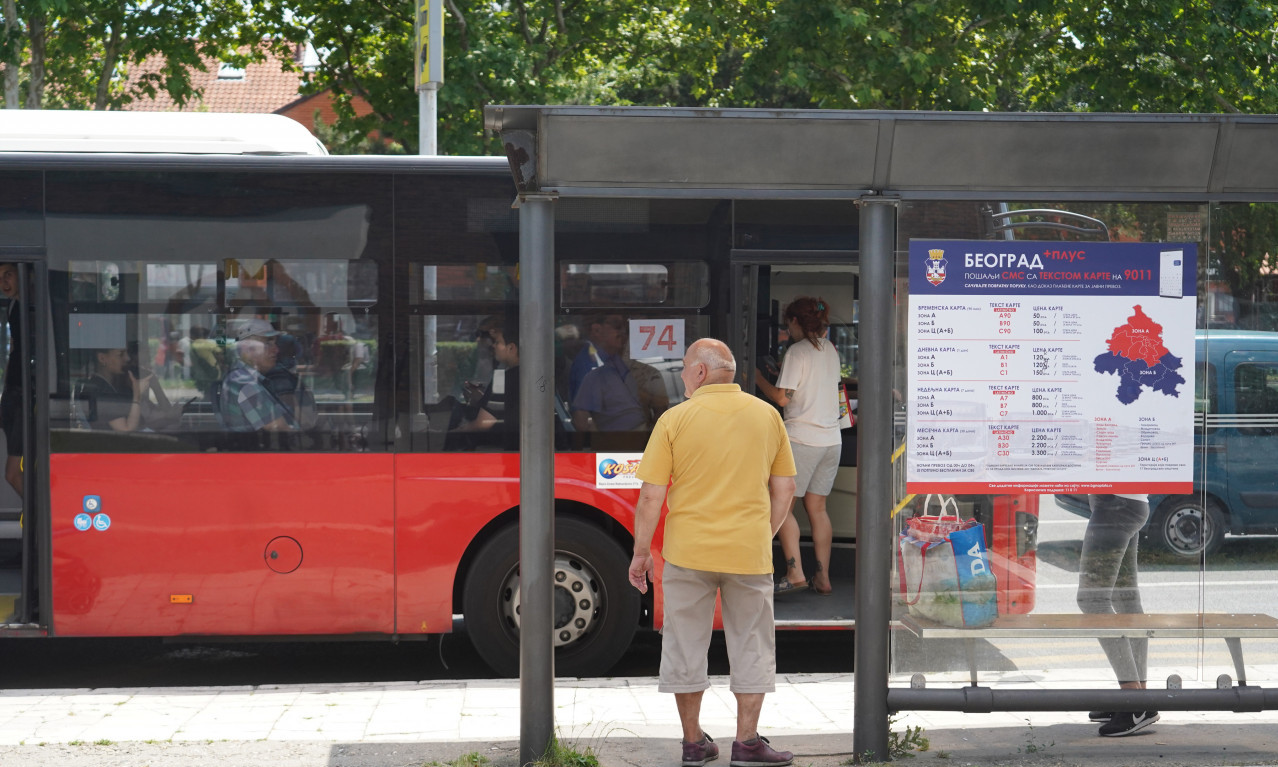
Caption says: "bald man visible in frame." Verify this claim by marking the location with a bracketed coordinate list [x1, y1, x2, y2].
[629, 338, 798, 767]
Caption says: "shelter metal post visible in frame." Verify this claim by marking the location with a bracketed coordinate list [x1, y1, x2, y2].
[518, 193, 556, 766]
[854, 197, 896, 761]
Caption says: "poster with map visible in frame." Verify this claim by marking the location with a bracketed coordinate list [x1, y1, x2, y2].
[906, 239, 1197, 495]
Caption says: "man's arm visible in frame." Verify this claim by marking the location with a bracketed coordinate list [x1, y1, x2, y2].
[768, 474, 797, 536]
[629, 481, 667, 593]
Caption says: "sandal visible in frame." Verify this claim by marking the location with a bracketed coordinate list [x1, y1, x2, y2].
[774, 579, 809, 595]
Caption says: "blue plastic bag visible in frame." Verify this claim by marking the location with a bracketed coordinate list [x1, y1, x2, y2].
[898, 520, 998, 628]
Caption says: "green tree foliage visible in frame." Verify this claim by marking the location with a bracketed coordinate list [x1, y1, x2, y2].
[1, 0, 281, 110]
[6, 1, 1278, 153]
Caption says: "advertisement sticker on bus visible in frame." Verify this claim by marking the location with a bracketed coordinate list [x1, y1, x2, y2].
[595, 453, 643, 489]
[629, 319, 684, 360]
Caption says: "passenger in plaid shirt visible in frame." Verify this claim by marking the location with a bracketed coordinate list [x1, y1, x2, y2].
[221, 318, 294, 432]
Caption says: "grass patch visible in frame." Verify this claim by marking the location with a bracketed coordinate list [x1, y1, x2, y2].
[531, 736, 599, 767]
[425, 753, 491, 767]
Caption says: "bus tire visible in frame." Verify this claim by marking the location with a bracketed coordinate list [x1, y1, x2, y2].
[1147, 497, 1225, 559]
[462, 517, 641, 677]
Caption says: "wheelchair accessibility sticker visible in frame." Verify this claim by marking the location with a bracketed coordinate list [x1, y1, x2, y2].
[92, 513, 111, 531]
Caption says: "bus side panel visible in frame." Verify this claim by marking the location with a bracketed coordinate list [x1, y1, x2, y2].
[393, 453, 657, 635]
[394, 452, 521, 634]
[49, 453, 396, 637]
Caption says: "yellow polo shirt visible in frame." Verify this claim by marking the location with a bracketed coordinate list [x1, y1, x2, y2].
[636, 383, 796, 575]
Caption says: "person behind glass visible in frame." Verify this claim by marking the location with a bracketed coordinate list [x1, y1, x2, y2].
[629, 338, 798, 767]
[220, 318, 295, 432]
[80, 348, 175, 432]
[0, 263, 22, 495]
[1078, 493, 1159, 737]
[753, 297, 842, 596]
[458, 315, 520, 445]
[571, 315, 669, 433]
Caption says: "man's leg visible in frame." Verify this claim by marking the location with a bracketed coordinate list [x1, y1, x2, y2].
[676, 690, 707, 743]
[659, 564, 719, 744]
[734, 692, 764, 742]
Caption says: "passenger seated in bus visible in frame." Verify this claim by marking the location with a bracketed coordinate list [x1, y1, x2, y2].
[570, 316, 669, 432]
[79, 348, 180, 432]
[220, 319, 297, 432]
[458, 315, 520, 443]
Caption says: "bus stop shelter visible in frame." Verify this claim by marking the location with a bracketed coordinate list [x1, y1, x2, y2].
[481, 106, 1278, 763]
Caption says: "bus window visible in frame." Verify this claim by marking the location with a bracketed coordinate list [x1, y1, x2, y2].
[54, 257, 383, 453]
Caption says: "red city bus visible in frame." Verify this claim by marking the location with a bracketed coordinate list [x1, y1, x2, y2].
[0, 152, 1030, 675]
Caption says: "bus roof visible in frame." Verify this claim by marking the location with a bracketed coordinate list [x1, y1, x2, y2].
[0, 110, 329, 156]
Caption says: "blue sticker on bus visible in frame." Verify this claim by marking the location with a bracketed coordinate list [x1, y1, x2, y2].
[73, 513, 92, 531]
[92, 513, 111, 531]
[83, 495, 101, 513]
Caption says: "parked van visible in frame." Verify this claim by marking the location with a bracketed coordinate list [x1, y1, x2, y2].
[1059, 329, 1278, 559]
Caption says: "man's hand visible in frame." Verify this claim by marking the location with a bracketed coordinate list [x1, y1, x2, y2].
[628, 552, 653, 593]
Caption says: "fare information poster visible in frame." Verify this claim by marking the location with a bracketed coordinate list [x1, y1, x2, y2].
[907, 239, 1197, 495]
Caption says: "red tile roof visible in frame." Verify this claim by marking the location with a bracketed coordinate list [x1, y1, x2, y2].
[122, 47, 305, 115]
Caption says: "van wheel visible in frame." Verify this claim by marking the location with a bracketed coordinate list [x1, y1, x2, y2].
[1148, 498, 1224, 559]
[462, 517, 641, 677]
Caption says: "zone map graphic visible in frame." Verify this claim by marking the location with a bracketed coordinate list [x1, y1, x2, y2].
[1092, 305, 1185, 404]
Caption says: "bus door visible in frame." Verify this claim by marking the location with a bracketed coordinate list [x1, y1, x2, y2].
[0, 258, 48, 630]
[730, 251, 859, 619]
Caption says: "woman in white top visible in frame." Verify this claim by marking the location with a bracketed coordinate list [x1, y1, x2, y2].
[754, 297, 843, 596]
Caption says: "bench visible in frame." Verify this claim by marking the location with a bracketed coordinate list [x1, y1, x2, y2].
[901, 612, 1278, 686]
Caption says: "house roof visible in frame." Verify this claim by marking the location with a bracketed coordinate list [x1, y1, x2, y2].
[122, 47, 305, 115]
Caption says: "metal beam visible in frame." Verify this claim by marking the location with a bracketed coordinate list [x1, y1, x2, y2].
[853, 197, 896, 761]
[518, 193, 556, 767]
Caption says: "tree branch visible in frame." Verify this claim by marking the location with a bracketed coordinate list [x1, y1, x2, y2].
[444, 0, 468, 51]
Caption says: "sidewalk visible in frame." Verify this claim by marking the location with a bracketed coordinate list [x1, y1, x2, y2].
[0, 672, 1276, 767]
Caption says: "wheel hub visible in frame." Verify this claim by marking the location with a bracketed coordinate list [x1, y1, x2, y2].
[504, 553, 602, 647]
[1165, 507, 1206, 553]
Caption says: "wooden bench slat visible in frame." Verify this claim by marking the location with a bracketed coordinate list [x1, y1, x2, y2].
[902, 613, 1278, 640]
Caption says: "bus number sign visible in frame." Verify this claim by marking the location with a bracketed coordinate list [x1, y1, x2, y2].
[630, 319, 684, 360]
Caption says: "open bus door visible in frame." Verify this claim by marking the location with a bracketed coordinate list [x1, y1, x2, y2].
[730, 250, 858, 625]
[0, 258, 49, 632]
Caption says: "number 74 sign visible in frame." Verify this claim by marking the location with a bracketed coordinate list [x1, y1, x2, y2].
[629, 319, 684, 360]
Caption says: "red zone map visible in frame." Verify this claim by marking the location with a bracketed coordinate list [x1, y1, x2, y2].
[1092, 305, 1185, 404]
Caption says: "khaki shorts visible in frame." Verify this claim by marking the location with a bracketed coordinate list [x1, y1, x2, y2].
[791, 441, 840, 497]
[657, 561, 776, 694]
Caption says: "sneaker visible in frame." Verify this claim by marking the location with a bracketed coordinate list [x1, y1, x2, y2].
[682, 733, 719, 767]
[730, 735, 793, 767]
[1099, 711, 1160, 737]
[1088, 710, 1113, 722]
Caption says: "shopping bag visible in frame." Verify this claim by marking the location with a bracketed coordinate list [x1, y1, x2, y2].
[904, 494, 967, 542]
[837, 384, 854, 429]
[898, 517, 998, 628]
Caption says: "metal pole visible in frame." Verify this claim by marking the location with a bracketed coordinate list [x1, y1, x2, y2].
[854, 197, 896, 761]
[518, 193, 556, 767]
[419, 85, 438, 156]
[888, 685, 1278, 713]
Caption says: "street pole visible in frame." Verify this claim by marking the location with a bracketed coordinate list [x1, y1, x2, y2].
[414, 0, 443, 155]
[517, 193, 557, 767]
[854, 196, 896, 762]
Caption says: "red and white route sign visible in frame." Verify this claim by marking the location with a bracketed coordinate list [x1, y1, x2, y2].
[629, 319, 684, 360]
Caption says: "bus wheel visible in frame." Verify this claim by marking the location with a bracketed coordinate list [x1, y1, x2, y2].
[1148, 498, 1224, 559]
[462, 517, 641, 677]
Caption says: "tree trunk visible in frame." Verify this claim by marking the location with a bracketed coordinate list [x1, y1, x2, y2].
[2, 0, 18, 108]
[23, 11, 43, 109]
[94, 24, 123, 110]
